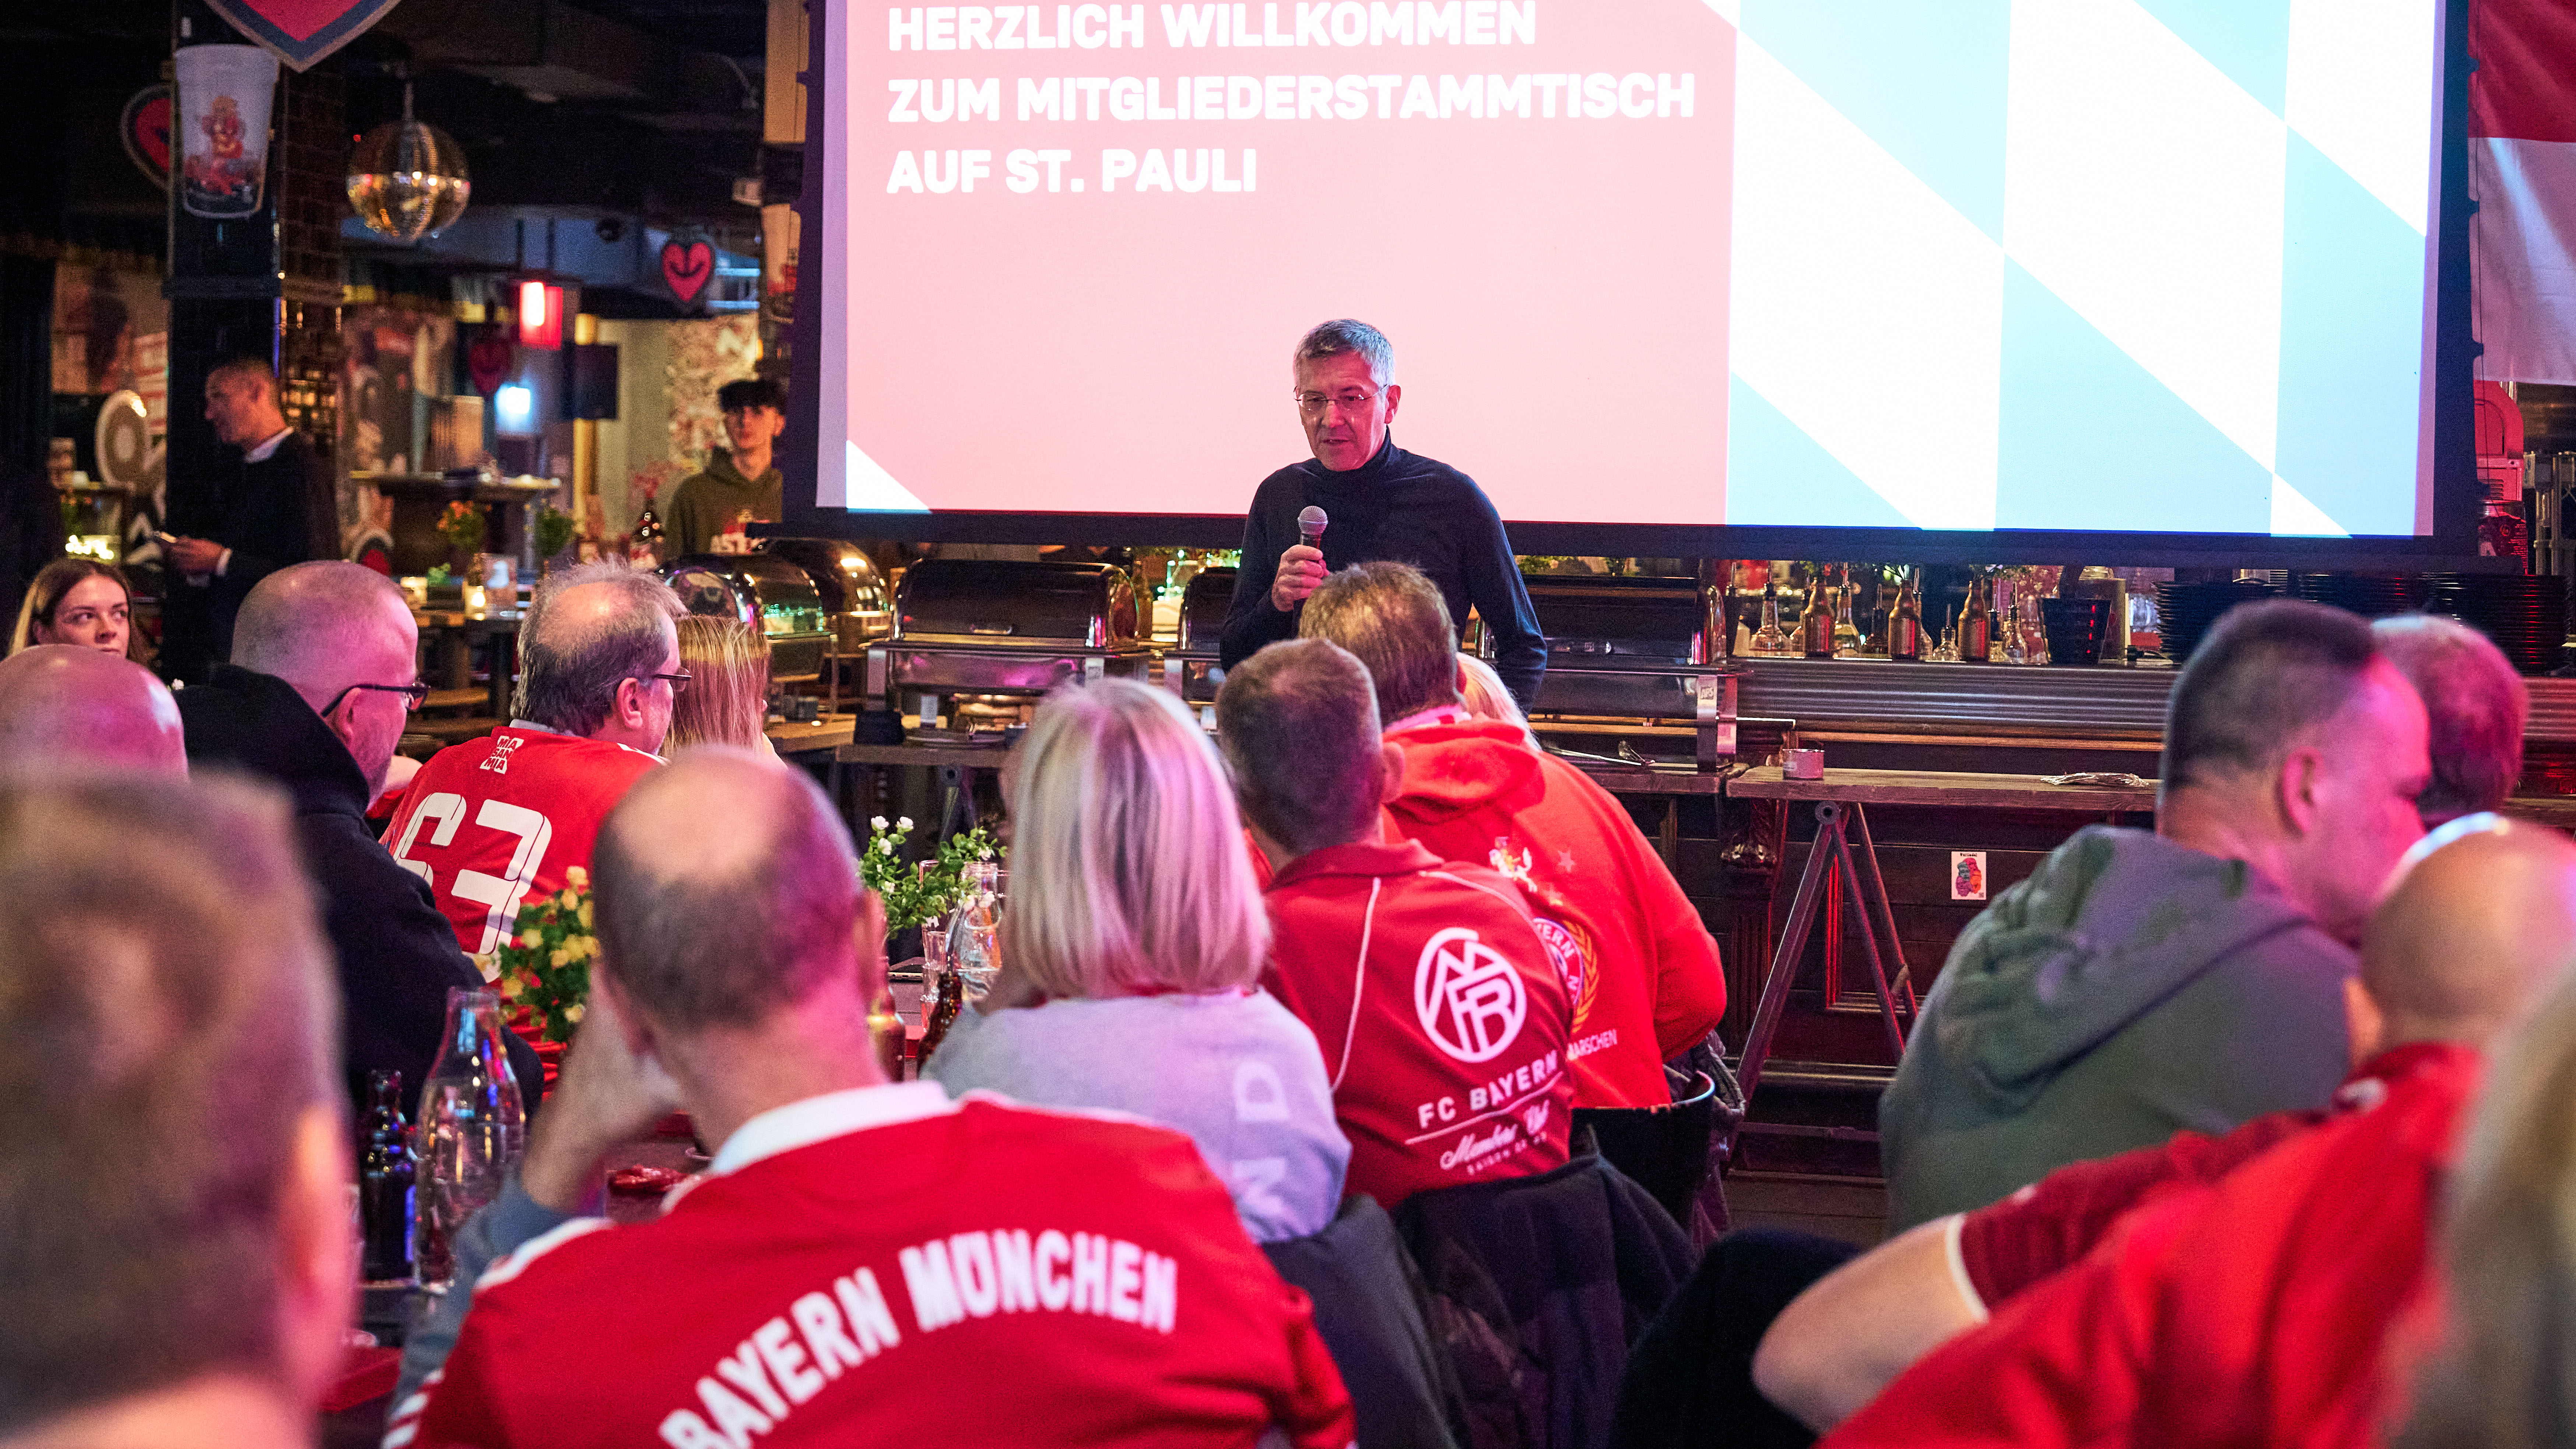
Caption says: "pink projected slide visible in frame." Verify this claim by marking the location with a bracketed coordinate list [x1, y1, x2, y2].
[823, 1, 1735, 524]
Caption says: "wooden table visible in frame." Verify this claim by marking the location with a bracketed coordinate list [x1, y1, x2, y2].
[765, 715, 856, 759]
[1722, 765, 2160, 1127]
[413, 608, 526, 721]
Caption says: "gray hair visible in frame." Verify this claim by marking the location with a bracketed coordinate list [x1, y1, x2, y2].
[2373, 614, 2529, 824]
[514, 562, 684, 736]
[2162, 598, 2382, 794]
[1294, 319, 1394, 387]
[232, 561, 408, 684]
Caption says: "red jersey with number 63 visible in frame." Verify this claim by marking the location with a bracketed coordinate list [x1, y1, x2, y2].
[1261, 839, 1574, 1209]
[385, 727, 661, 959]
[389, 1084, 1355, 1449]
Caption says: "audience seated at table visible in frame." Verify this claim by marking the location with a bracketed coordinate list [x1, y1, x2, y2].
[390, 750, 1354, 1449]
[1802, 814, 2576, 1449]
[386, 561, 682, 958]
[1217, 637, 1573, 1210]
[8, 556, 133, 657]
[1296, 561, 1728, 1115]
[0, 642, 185, 775]
[0, 774, 354, 1447]
[178, 561, 538, 1118]
[665, 613, 780, 758]
[1878, 598, 2432, 1230]
[925, 677, 1351, 1245]
[2373, 611, 2529, 826]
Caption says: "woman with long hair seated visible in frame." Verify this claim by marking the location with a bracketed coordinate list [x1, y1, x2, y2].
[10, 558, 133, 659]
[663, 614, 778, 758]
[927, 677, 1350, 1244]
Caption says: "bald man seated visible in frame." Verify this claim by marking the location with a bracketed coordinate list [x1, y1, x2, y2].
[0, 643, 186, 775]
[1758, 816, 2576, 1448]
[179, 561, 536, 1116]
[389, 752, 1356, 1449]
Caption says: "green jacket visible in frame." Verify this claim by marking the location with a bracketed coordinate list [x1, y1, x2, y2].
[1879, 825, 2355, 1231]
[666, 451, 783, 559]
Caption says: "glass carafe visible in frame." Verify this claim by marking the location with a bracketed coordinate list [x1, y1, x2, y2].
[412, 988, 526, 1289]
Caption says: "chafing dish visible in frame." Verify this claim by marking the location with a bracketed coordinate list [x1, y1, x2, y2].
[663, 553, 834, 681]
[1160, 566, 1237, 706]
[1516, 573, 1741, 765]
[866, 560, 1152, 727]
[758, 537, 895, 649]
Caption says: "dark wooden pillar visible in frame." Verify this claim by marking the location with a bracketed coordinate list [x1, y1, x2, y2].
[165, 0, 342, 546]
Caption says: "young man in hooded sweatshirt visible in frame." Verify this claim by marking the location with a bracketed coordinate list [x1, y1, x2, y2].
[1876, 598, 2430, 1229]
[1296, 561, 1727, 1112]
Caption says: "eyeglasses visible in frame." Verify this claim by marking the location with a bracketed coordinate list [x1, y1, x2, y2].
[1293, 388, 1384, 416]
[647, 670, 693, 695]
[324, 681, 431, 714]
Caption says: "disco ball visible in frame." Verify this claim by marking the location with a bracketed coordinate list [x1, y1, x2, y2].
[347, 95, 470, 243]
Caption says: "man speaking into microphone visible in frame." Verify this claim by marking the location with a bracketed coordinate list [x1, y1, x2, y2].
[1220, 319, 1547, 711]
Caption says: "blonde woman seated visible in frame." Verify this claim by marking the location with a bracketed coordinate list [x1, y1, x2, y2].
[1458, 652, 1536, 747]
[927, 677, 1350, 1243]
[664, 614, 778, 758]
[10, 559, 132, 658]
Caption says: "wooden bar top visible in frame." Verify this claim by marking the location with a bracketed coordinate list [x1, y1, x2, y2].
[1727, 764, 2160, 813]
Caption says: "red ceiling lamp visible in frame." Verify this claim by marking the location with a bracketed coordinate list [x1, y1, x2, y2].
[517, 279, 564, 350]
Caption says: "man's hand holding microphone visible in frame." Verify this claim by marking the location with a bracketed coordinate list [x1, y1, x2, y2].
[1270, 505, 1329, 613]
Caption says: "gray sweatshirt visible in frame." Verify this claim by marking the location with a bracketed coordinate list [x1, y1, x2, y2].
[1880, 826, 2356, 1231]
[928, 990, 1352, 1243]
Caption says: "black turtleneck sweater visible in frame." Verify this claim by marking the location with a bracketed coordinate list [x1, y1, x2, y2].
[1220, 437, 1547, 708]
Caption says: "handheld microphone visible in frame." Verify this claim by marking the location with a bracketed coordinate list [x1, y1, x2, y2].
[1297, 505, 1328, 549]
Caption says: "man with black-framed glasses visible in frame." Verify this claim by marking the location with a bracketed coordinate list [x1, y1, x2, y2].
[1220, 318, 1548, 711]
[178, 560, 539, 1117]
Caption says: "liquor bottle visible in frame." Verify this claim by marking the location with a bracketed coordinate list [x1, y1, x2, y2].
[1751, 579, 1789, 654]
[1960, 577, 1994, 663]
[1832, 571, 1864, 657]
[359, 1070, 416, 1284]
[1799, 578, 1836, 658]
[920, 966, 965, 1062]
[1889, 570, 1927, 662]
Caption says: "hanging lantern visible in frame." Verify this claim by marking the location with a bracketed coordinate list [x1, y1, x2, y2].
[346, 84, 470, 243]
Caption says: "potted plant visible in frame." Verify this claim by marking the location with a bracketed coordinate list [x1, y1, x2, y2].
[858, 815, 1003, 962]
[436, 499, 488, 578]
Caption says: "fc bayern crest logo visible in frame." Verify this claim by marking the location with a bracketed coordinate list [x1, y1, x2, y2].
[1531, 916, 1586, 1004]
[1415, 928, 1527, 1063]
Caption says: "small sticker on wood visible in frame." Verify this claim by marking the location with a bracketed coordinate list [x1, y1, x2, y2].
[1951, 851, 1988, 901]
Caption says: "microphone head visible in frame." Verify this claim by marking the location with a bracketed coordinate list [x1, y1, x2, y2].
[1297, 505, 1328, 543]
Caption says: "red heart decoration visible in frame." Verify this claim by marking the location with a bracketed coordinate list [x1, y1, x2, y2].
[467, 331, 512, 395]
[204, 0, 406, 71]
[662, 240, 714, 306]
[122, 87, 172, 189]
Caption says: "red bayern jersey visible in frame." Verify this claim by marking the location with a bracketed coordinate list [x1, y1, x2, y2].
[392, 1083, 1355, 1449]
[1261, 838, 1574, 1208]
[1379, 717, 1727, 1108]
[1823, 1041, 2480, 1449]
[385, 727, 661, 958]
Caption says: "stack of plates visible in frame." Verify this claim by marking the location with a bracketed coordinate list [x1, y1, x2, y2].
[2424, 573, 2570, 674]
[2157, 580, 2277, 663]
[2287, 573, 2430, 618]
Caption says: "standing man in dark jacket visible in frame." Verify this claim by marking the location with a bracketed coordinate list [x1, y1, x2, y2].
[178, 560, 537, 1114]
[1221, 319, 1547, 711]
[161, 357, 336, 683]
